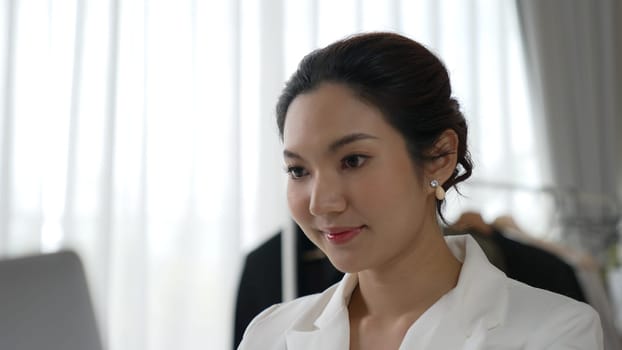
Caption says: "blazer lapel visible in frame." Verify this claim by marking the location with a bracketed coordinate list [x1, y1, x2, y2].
[285, 274, 358, 350]
[421, 235, 509, 349]
[285, 315, 349, 350]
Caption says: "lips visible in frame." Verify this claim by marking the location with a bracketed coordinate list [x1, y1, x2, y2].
[321, 226, 365, 244]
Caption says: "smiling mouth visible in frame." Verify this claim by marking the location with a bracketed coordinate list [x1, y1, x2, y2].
[323, 225, 365, 244]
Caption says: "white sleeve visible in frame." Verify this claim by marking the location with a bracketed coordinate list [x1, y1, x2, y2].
[526, 300, 603, 350]
[236, 304, 282, 350]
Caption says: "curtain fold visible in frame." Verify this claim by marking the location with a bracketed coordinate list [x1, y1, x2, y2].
[0, 0, 17, 256]
[516, 1, 622, 346]
[515, 0, 621, 251]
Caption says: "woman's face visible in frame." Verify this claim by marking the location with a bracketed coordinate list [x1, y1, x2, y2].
[283, 83, 438, 273]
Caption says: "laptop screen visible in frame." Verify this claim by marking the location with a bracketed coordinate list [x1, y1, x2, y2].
[0, 251, 104, 350]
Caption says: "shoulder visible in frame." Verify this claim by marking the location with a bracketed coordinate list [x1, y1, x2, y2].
[237, 282, 341, 350]
[506, 277, 581, 309]
[504, 279, 603, 349]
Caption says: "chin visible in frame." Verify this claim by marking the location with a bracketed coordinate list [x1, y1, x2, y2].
[325, 255, 366, 274]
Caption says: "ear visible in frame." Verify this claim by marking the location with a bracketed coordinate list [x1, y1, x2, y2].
[423, 129, 459, 187]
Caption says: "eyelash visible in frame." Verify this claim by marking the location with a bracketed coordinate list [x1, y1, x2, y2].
[285, 154, 370, 180]
[341, 154, 369, 169]
[285, 166, 307, 180]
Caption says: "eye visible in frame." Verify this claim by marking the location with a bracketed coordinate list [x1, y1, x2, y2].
[342, 154, 369, 169]
[285, 166, 308, 180]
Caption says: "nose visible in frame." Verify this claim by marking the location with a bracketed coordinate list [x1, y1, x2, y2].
[308, 173, 346, 217]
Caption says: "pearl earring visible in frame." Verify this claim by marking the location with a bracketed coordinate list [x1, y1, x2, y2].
[430, 180, 446, 201]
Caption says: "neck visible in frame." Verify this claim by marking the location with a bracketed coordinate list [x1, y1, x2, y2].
[349, 230, 461, 319]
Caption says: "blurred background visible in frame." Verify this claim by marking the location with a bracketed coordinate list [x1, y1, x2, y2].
[0, 0, 620, 349]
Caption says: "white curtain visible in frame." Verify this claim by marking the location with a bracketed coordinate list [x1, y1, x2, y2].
[516, 0, 622, 341]
[0, 1, 540, 349]
[515, 0, 622, 247]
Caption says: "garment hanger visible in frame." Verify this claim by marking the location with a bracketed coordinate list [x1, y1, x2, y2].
[492, 214, 599, 270]
[451, 211, 494, 236]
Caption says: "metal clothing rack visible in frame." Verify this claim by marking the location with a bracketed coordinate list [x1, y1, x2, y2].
[464, 180, 621, 258]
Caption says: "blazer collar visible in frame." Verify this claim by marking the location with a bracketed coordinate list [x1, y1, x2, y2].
[450, 235, 508, 330]
[285, 235, 508, 349]
[424, 235, 509, 347]
[285, 274, 355, 349]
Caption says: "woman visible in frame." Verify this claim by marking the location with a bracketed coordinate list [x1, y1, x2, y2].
[238, 32, 602, 349]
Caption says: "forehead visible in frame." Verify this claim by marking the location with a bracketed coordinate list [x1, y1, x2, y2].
[283, 83, 394, 149]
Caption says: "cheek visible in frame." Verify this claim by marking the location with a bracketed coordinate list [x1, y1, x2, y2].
[358, 163, 426, 218]
[286, 183, 310, 221]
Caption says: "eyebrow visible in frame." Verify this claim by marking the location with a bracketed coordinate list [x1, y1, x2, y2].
[283, 132, 378, 159]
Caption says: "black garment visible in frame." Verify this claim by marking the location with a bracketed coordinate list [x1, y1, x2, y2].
[233, 226, 343, 349]
[489, 229, 586, 302]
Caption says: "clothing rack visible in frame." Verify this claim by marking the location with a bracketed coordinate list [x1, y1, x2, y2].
[463, 180, 621, 259]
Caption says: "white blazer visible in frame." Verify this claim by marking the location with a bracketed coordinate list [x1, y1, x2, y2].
[238, 235, 603, 350]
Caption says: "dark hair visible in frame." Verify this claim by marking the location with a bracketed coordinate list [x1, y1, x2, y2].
[276, 32, 472, 220]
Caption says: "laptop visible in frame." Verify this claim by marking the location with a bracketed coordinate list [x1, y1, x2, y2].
[0, 250, 104, 350]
